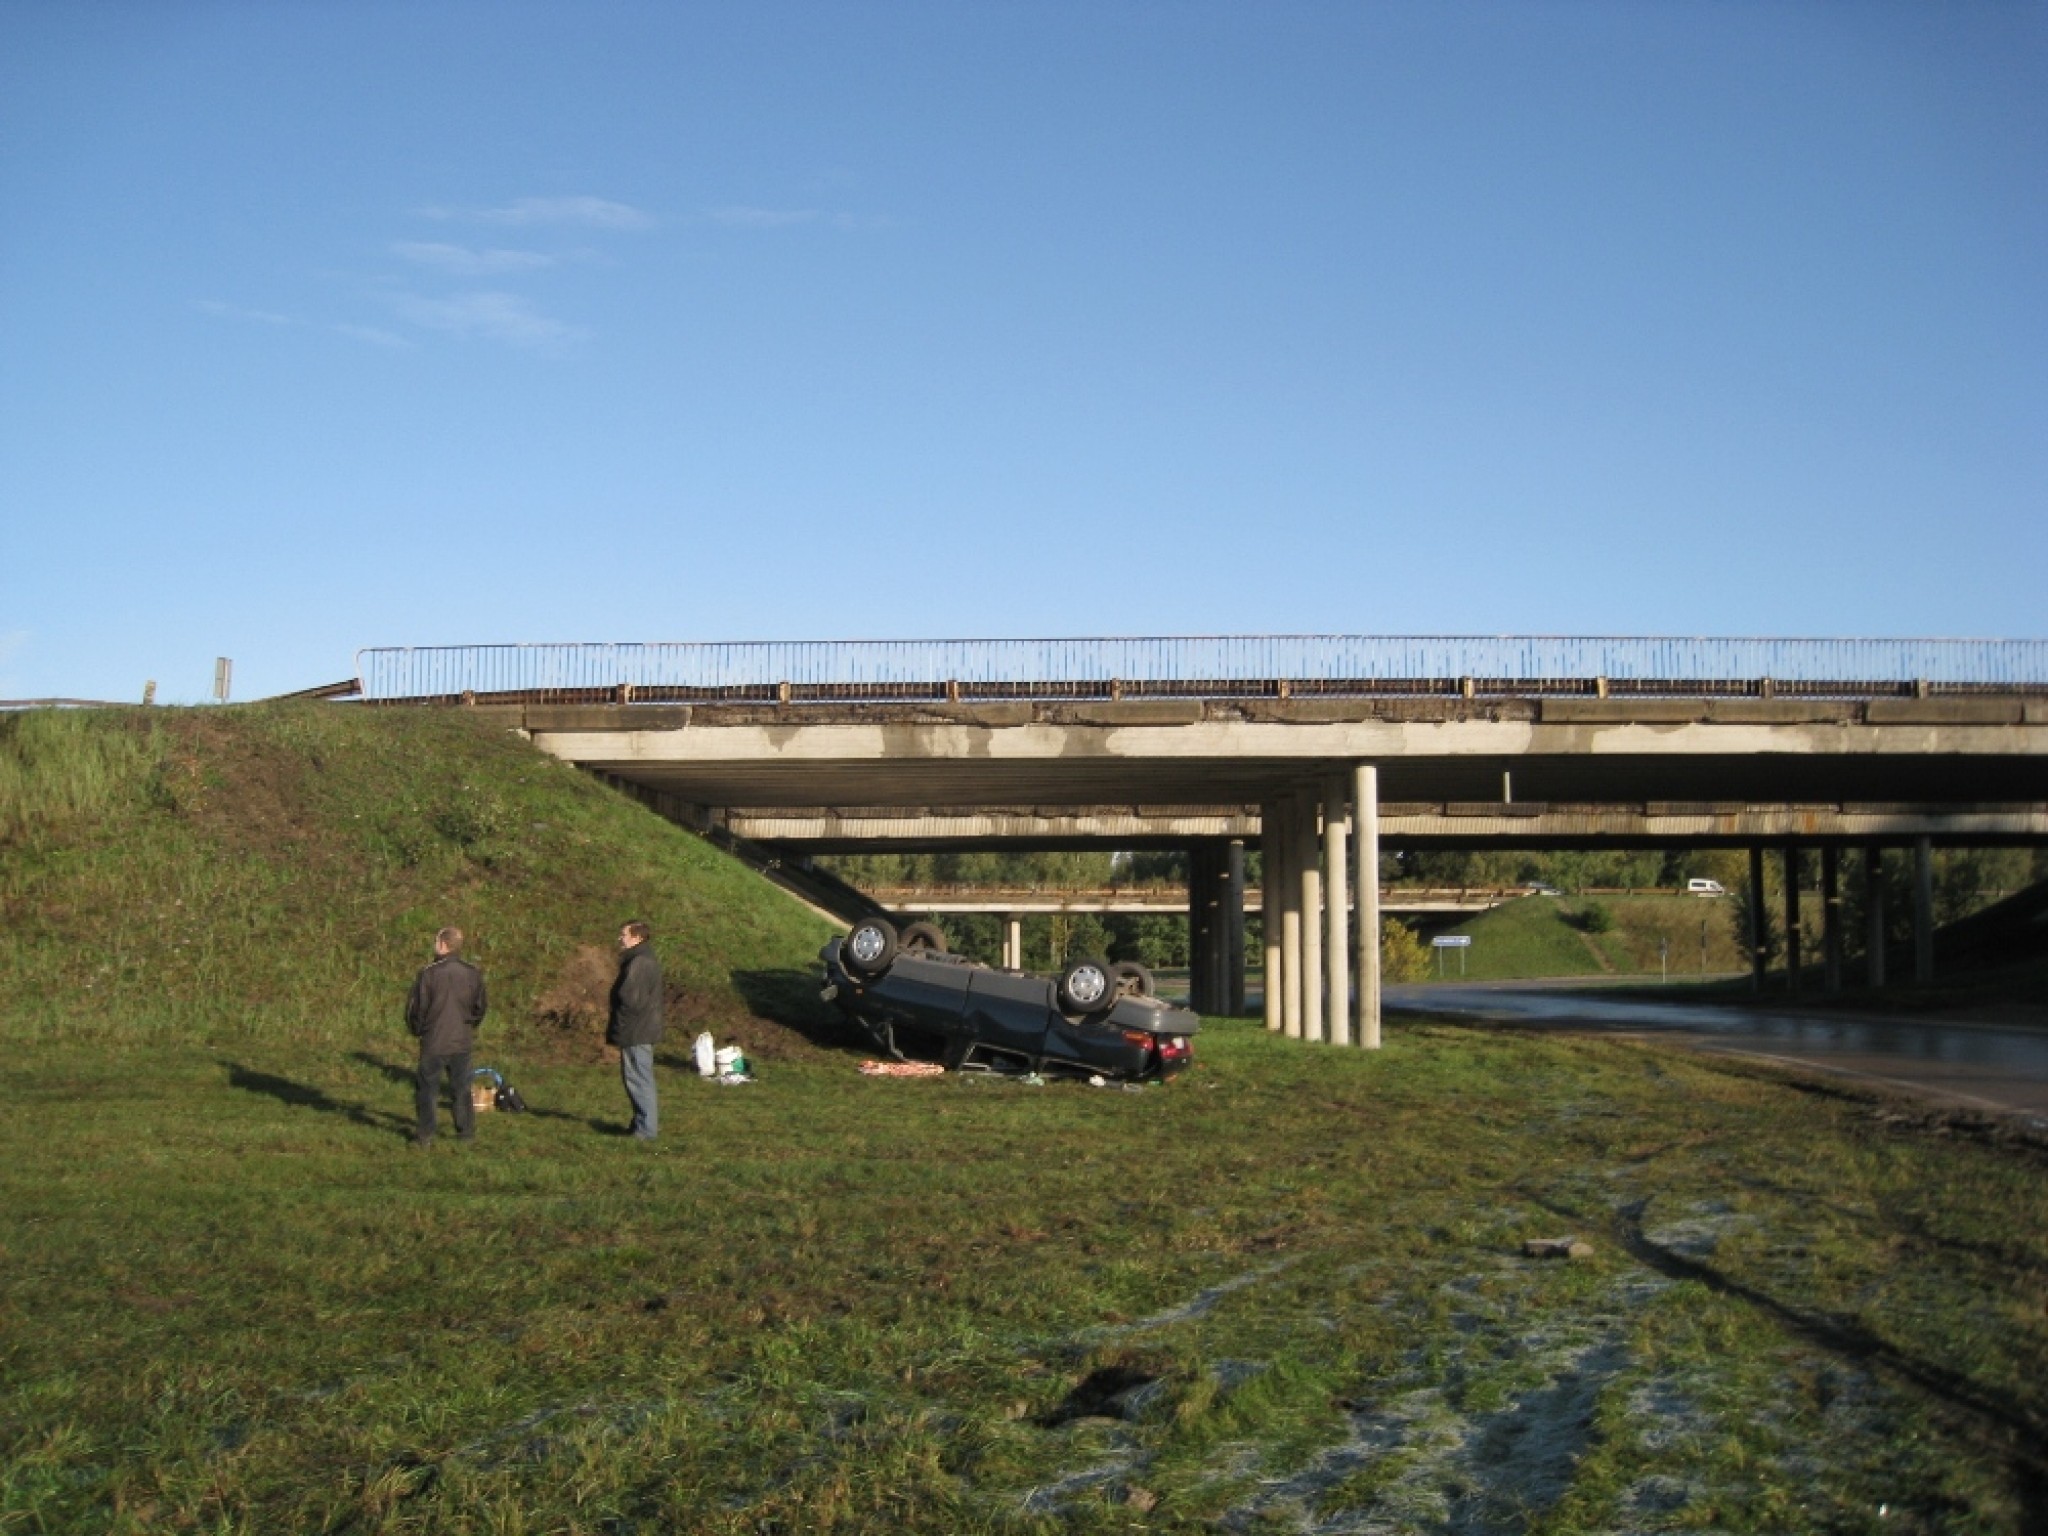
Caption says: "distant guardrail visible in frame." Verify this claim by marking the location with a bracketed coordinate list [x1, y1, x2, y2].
[354, 635, 2048, 704]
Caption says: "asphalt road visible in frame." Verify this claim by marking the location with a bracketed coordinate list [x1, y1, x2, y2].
[1384, 981, 2048, 1122]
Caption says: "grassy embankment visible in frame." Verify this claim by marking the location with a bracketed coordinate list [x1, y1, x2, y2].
[1414, 892, 1747, 984]
[0, 703, 837, 1052]
[3, 708, 2046, 1533]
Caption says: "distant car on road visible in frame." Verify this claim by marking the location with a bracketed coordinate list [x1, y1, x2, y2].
[1522, 881, 1561, 896]
[1687, 878, 1728, 897]
[819, 917, 1197, 1082]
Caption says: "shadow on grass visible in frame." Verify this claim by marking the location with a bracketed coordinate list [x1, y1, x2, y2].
[224, 1062, 411, 1137]
[348, 1050, 417, 1088]
[347, 1051, 616, 1133]
[730, 967, 866, 1052]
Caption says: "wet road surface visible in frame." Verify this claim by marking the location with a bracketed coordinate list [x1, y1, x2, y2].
[1385, 982, 2048, 1121]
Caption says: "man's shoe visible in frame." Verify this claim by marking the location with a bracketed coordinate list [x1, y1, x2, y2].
[410, 1135, 434, 1149]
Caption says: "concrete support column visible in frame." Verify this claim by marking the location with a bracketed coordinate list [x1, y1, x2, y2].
[1261, 805, 1284, 1031]
[1296, 789, 1325, 1043]
[1004, 915, 1021, 971]
[1280, 799, 1304, 1039]
[1186, 845, 1212, 1015]
[1864, 847, 1886, 987]
[1323, 774, 1352, 1047]
[1352, 763, 1382, 1050]
[1747, 846, 1767, 992]
[1914, 836, 1935, 983]
[1198, 844, 1229, 1015]
[1782, 845, 1802, 993]
[1821, 846, 1842, 994]
[1224, 839, 1248, 1018]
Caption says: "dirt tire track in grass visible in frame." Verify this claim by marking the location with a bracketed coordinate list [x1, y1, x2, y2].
[1614, 1195, 2048, 1530]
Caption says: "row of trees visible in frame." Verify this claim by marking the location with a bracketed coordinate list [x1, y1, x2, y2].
[833, 905, 1441, 981]
[818, 848, 2047, 975]
[1727, 846, 2045, 968]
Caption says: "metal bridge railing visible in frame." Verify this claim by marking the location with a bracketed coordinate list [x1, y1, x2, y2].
[354, 635, 2048, 704]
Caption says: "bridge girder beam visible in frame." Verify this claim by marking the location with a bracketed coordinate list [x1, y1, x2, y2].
[721, 804, 2048, 852]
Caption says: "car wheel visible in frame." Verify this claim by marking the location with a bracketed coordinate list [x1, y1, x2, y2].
[899, 921, 949, 955]
[842, 917, 899, 976]
[1110, 960, 1156, 999]
[1058, 957, 1115, 1013]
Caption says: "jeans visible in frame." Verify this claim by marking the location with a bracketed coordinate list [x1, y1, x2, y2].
[619, 1043, 658, 1139]
[416, 1050, 474, 1142]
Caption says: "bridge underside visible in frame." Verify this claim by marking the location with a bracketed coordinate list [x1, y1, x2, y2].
[514, 695, 2048, 853]
[718, 803, 2048, 854]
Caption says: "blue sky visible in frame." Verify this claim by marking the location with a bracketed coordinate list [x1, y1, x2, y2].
[3, 1, 2043, 702]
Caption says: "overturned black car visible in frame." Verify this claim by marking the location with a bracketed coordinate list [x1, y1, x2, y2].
[819, 917, 1197, 1082]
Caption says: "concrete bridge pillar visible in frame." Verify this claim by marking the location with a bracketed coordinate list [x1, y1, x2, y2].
[1914, 836, 1935, 983]
[1004, 914, 1022, 971]
[1225, 839, 1248, 1017]
[1865, 847, 1886, 987]
[1352, 763, 1382, 1050]
[1783, 845, 1803, 993]
[1186, 841, 1238, 1015]
[1296, 788, 1325, 1043]
[1324, 773, 1351, 1047]
[1822, 846, 1842, 994]
[1261, 804, 1284, 1032]
[1280, 798, 1304, 1039]
[1748, 846, 1767, 992]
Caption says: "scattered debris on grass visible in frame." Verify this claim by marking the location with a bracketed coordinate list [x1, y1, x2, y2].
[1520, 1236, 1594, 1260]
[857, 1060, 946, 1078]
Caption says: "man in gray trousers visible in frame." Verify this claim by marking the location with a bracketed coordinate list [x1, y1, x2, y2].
[607, 919, 665, 1140]
[406, 926, 488, 1146]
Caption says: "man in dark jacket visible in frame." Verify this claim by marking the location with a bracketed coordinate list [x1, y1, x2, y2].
[406, 926, 488, 1146]
[607, 919, 665, 1140]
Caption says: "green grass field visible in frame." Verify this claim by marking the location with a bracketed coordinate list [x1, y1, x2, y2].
[6, 1022, 2045, 1533]
[4, 708, 2046, 1532]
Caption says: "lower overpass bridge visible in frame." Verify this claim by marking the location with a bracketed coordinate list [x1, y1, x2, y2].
[857, 885, 1517, 971]
[345, 635, 2048, 1047]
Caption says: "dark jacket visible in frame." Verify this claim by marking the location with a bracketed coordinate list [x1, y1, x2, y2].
[608, 942, 665, 1048]
[407, 953, 488, 1056]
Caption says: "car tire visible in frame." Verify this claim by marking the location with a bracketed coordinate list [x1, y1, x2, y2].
[842, 916, 899, 976]
[1058, 957, 1115, 1013]
[899, 921, 949, 955]
[1110, 960, 1156, 1000]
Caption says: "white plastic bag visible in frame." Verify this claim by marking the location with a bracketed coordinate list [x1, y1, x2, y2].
[693, 1031, 716, 1078]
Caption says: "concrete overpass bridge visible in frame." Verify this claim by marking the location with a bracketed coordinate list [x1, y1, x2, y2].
[352, 635, 2048, 1046]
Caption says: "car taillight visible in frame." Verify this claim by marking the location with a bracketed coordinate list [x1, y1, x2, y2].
[1160, 1036, 1189, 1056]
[1122, 1030, 1156, 1050]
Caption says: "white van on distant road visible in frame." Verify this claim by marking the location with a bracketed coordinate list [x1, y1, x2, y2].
[1687, 878, 1727, 897]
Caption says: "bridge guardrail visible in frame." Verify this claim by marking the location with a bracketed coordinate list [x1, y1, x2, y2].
[355, 635, 2048, 704]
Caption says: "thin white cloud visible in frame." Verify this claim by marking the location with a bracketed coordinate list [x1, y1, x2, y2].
[423, 196, 653, 230]
[333, 323, 413, 349]
[194, 298, 294, 325]
[390, 290, 583, 349]
[706, 206, 821, 229]
[391, 241, 557, 276]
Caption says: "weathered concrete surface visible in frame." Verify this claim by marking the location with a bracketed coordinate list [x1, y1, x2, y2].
[719, 804, 2048, 852]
